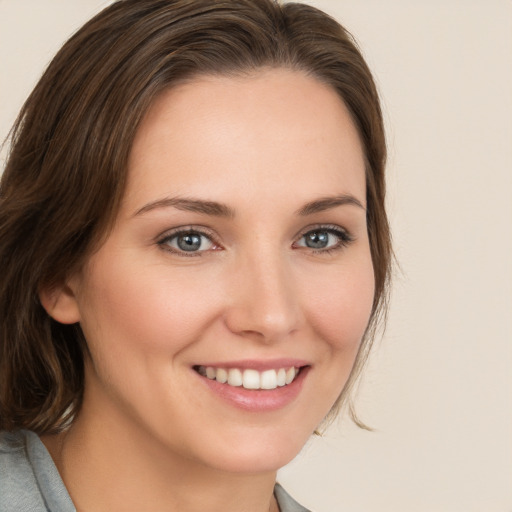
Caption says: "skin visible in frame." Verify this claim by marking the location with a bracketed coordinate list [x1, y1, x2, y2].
[41, 68, 375, 512]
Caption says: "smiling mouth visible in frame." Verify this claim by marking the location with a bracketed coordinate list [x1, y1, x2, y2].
[194, 365, 303, 390]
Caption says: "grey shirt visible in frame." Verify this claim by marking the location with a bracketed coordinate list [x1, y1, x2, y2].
[0, 430, 310, 512]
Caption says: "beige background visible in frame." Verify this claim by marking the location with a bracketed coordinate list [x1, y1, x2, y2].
[1, 1, 511, 511]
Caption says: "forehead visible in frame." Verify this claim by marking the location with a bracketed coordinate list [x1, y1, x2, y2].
[123, 68, 366, 213]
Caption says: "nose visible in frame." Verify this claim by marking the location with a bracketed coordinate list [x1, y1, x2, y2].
[224, 249, 301, 343]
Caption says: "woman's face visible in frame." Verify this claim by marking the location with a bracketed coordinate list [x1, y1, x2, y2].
[67, 68, 374, 473]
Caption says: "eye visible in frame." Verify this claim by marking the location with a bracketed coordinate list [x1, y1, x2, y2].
[159, 229, 217, 254]
[294, 226, 353, 252]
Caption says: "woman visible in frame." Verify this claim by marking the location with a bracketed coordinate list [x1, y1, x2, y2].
[0, 1, 391, 510]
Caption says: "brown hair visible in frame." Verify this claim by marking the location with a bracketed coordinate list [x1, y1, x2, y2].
[0, 0, 390, 434]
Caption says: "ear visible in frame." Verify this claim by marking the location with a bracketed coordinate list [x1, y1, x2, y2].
[39, 280, 81, 324]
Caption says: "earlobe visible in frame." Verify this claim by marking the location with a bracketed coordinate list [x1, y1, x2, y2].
[39, 281, 81, 324]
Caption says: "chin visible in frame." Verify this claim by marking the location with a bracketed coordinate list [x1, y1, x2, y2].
[190, 422, 315, 475]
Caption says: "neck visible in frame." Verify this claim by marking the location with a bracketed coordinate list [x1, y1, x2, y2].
[42, 403, 279, 512]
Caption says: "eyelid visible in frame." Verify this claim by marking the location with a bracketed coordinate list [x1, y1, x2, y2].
[156, 225, 222, 256]
[293, 223, 355, 252]
[294, 223, 353, 240]
[155, 223, 354, 257]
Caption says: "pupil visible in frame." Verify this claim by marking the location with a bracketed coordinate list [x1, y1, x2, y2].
[177, 234, 201, 251]
[306, 231, 328, 249]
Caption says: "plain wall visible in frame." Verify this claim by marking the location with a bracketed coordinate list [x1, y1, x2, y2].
[1, 1, 511, 511]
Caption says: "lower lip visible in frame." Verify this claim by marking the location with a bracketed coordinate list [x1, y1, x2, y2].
[196, 367, 309, 412]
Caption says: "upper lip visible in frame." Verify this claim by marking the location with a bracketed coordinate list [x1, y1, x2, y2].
[193, 358, 310, 371]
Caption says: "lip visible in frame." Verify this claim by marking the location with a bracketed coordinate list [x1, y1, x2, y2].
[193, 358, 310, 371]
[193, 361, 311, 412]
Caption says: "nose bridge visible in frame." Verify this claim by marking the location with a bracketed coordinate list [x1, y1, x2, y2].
[225, 241, 300, 342]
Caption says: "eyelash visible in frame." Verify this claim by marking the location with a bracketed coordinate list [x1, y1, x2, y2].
[294, 224, 355, 254]
[157, 224, 354, 257]
[157, 226, 220, 257]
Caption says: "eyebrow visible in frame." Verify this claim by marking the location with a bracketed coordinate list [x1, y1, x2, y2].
[296, 194, 366, 215]
[134, 197, 235, 218]
[134, 193, 365, 218]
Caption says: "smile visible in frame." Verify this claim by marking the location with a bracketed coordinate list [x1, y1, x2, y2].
[195, 365, 300, 390]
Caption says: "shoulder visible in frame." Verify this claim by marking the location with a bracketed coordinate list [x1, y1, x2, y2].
[274, 482, 312, 512]
[0, 430, 75, 512]
[0, 430, 48, 511]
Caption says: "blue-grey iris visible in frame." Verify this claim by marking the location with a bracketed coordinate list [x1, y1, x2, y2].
[305, 231, 329, 249]
[177, 233, 202, 251]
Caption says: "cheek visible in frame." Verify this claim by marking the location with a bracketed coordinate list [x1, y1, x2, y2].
[300, 256, 375, 418]
[303, 258, 375, 354]
[76, 257, 223, 360]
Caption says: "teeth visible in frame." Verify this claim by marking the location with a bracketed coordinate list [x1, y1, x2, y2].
[260, 369, 277, 389]
[216, 368, 228, 383]
[227, 368, 243, 387]
[285, 367, 296, 385]
[276, 368, 286, 387]
[243, 369, 260, 389]
[198, 366, 301, 390]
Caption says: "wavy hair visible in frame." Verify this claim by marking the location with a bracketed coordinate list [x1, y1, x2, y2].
[0, 0, 390, 434]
